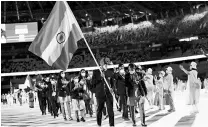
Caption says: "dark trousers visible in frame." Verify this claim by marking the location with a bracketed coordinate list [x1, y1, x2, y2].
[51, 96, 59, 116]
[37, 92, 43, 112]
[85, 99, 93, 115]
[47, 96, 52, 113]
[41, 97, 47, 114]
[97, 96, 114, 126]
[119, 94, 128, 119]
[130, 98, 145, 124]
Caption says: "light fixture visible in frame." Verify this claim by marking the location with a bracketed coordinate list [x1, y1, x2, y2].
[107, 11, 110, 14]
[85, 13, 88, 16]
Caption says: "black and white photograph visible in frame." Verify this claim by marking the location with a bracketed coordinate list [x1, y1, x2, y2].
[1, 1, 208, 127]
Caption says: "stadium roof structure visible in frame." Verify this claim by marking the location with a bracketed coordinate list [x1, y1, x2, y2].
[1, 1, 207, 24]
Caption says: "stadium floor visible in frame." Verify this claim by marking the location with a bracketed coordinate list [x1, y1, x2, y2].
[1, 90, 208, 127]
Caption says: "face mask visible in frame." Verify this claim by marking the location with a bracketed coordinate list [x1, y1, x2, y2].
[129, 70, 135, 74]
[119, 69, 125, 74]
[74, 79, 79, 83]
[81, 73, 86, 77]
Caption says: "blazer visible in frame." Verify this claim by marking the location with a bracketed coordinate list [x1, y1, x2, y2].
[125, 72, 147, 97]
[114, 73, 126, 95]
[92, 70, 113, 99]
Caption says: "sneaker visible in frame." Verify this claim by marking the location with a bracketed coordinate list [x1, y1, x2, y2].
[168, 109, 175, 112]
[64, 117, 67, 121]
[68, 117, 73, 121]
[133, 120, 136, 126]
[80, 117, 85, 122]
[77, 118, 80, 122]
[141, 123, 147, 126]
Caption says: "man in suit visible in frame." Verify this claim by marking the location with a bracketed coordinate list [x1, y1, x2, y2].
[163, 67, 175, 112]
[92, 58, 114, 127]
[115, 63, 129, 120]
[125, 63, 147, 126]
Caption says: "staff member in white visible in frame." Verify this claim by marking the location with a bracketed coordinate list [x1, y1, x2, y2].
[163, 67, 175, 112]
[180, 62, 201, 114]
[204, 77, 208, 93]
[144, 68, 154, 108]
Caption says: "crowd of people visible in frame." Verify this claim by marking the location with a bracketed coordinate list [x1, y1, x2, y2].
[2, 39, 207, 73]
[1, 10, 208, 73]
[21, 56, 207, 127]
[1, 89, 37, 107]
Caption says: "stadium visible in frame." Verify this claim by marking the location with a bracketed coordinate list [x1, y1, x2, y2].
[1, 1, 208, 127]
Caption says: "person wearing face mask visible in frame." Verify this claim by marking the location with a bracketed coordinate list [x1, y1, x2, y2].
[86, 70, 96, 117]
[35, 74, 47, 115]
[79, 69, 92, 117]
[43, 76, 53, 115]
[114, 64, 129, 120]
[180, 62, 200, 114]
[125, 63, 147, 126]
[50, 75, 59, 118]
[144, 68, 154, 109]
[57, 71, 73, 121]
[163, 67, 175, 112]
[93, 57, 114, 127]
[71, 76, 86, 122]
[154, 71, 165, 110]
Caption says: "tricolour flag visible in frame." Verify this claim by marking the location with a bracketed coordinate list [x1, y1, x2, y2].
[29, 1, 84, 70]
[24, 75, 33, 89]
[10, 80, 13, 94]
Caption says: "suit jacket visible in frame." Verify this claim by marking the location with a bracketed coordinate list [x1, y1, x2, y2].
[114, 73, 126, 95]
[125, 72, 147, 97]
[92, 70, 113, 99]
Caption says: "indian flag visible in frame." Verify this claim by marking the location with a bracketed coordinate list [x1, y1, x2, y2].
[29, 1, 84, 70]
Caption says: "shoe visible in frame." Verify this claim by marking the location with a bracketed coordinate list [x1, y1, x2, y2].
[64, 117, 67, 121]
[133, 120, 136, 126]
[80, 117, 85, 122]
[90, 115, 92, 117]
[124, 118, 130, 121]
[141, 123, 147, 126]
[168, 109, 175, 112]
[117, 108, 121, 112]
[135, 110, 138, 113]
[68, 117, 73, 120]
[77, 118, 80, 122]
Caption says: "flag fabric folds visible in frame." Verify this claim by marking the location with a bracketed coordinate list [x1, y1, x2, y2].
[29, 1, 84, 70]
[24, 75, 33, 89]
[10, 80, 13, 94]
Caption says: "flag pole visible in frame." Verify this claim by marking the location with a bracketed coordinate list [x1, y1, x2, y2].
[82, 37, 119, 108]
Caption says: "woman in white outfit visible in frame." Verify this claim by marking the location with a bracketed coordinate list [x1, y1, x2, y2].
[180, 62, 201, 114]
[144, 68, 154, 108]
[204, 77, 208, 93]
[154, 71, 165, 110]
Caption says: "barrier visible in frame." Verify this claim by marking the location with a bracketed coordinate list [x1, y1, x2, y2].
[1, 54, 207, 77]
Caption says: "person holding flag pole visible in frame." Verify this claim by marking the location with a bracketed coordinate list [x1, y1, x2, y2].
[28, 1, 117, 125]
